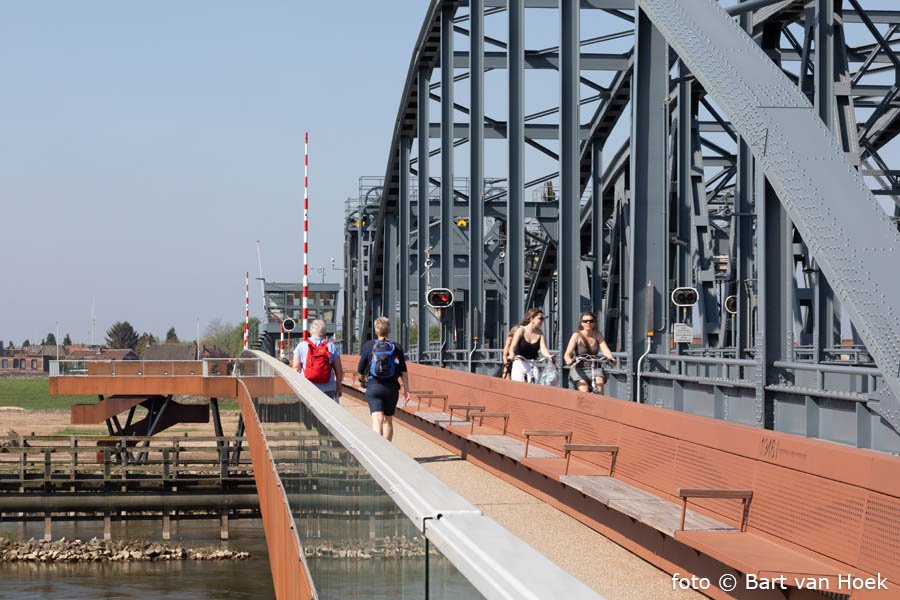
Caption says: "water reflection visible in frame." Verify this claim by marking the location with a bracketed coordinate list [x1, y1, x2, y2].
[256, 395, 482, 600]
[0, 519, 274, 600]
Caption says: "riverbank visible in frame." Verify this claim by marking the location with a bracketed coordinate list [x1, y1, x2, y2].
[0, 537, 250, 563]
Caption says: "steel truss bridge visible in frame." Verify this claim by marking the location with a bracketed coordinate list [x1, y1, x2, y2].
[343, 0, 900, 453]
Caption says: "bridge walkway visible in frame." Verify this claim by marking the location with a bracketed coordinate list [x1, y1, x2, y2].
[336, 396, 698, 600]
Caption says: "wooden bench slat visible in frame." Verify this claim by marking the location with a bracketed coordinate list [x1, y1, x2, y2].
[563, 444, 619, 476]
[523, 430, 573, 437]
[677, 488, 753, 532]
[468, 411, 510, 435]
[563, 444, 618, 452]
[677, 488, 752, 499]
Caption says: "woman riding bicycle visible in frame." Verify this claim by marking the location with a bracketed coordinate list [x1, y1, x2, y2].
[563, 311, 617, 394]
[509, 308, 554, 383]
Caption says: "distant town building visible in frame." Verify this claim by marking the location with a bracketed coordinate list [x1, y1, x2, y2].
[0, 345, 66, 375]
[66, 348, 138, 362]
[144, 342, 228, 361]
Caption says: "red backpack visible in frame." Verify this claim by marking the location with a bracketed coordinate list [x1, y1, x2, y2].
[303, 340, 333, 384]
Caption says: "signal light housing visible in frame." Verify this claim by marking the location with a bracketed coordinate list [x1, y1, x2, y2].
[282, 318, 296, 332]
[426, 288, 454, 309]
[671, 287, 699, 307]
[724, 295, 738, 315]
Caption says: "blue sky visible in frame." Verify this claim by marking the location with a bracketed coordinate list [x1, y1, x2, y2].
[0, 2, 424, 344]
[2, 1, 896, 346]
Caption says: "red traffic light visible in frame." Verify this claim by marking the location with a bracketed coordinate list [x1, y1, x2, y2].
[426, 288, 454, 309]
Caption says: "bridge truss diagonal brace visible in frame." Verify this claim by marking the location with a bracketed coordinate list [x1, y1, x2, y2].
[636, 0, 900, 426]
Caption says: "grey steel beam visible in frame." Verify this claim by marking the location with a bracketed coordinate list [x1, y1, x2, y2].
[637, 0, 900, 425]
[560, 0, 581, 364]
[399, 137, 411, 351]
[470, 0, 485, 351]
[814, 0, 839, 361]
[478, 0, 633, 7]
[418, 68, 431, 357]
[675, 60, 693, 351]
[427, 122, 595, 140]
[453, 51, 630, 71]
[734, 8, 754, 359]
[591, 141, 604, 314]
[383, 211, 398, 329]
[628, 7, 669, 402]
[441, 4, 455, 356]
[507, 0, 525, 328]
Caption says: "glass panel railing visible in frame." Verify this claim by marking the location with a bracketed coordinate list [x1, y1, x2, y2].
[50, 359, 270, 378]
[253, 380, 481, 600]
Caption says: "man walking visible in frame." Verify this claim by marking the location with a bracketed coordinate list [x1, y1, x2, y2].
[292, 319, 343, 401]
[357, 316, 409, 441]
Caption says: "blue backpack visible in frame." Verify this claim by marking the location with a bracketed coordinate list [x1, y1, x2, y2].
[369, 340, 396, 379]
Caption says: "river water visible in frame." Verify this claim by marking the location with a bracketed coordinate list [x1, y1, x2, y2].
[0, 518, 275, 599]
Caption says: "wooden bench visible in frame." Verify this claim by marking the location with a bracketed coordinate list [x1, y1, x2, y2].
[563, 444, 618, 476]
[468, 411, 510, 435]
[447, 404, 486, 426]
[676, 488, 752, 532]
[469, 435, 558, 460]
[522, 430, 572, 459]
[561, 476, 734, 536]
[413, 393, 449, 411]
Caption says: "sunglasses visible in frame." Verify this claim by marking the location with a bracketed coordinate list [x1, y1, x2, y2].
[581, 319, 595, 323]
[535, 315, 544, 321]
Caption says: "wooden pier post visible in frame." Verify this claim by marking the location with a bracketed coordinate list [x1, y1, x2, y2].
[43, 512, 51, 541]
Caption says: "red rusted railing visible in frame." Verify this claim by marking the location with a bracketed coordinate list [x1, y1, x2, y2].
[237, 379, 315, 600]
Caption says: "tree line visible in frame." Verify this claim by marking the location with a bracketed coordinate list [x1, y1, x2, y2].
[104, 319, 259, 358]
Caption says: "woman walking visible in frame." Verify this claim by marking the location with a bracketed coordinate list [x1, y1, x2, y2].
[508, 308, 554, 383]
[563, 311, 616, 394]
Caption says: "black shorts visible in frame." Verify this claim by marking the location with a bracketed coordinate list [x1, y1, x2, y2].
[365, 380, 400, 416]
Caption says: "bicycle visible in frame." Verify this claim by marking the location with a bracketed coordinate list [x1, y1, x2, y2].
[570, 355, 612, 394]
[512, 355, 559, 386]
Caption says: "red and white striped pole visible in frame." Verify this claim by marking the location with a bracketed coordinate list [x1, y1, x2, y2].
[302, 131, 310, 341]
[243, 271, 249, 350]
[279, 322, 285, 361]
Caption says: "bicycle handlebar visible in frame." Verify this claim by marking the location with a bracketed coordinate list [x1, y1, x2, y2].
[571, 354, 610, 365]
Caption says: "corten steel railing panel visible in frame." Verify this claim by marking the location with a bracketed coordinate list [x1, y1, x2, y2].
[253, 351, 602, 600]
[349, 359, 900, 590]
[237, 379, 316, 600]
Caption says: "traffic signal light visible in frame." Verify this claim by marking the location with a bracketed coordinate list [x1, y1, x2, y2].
[724, 295, 738, 315]
[282, 318, 296, 332]
[426, 288, 454, 309]
[671, 287, 699, 307]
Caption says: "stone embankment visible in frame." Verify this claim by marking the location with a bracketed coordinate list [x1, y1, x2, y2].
[0, 538, 250, 562]
[303, 535, 428, 559]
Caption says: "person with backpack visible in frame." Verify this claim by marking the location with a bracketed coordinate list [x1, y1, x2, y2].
[356, 316, 409, 441]
[292, 319, 343, 401]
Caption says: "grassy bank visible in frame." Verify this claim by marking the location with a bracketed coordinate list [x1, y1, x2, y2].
[0, 378, 239, 412]
[0, 378, 93, 410]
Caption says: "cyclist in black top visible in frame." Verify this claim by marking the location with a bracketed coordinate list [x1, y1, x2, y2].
[508, 308, 554, 382]
[357, 316, 410, 441]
